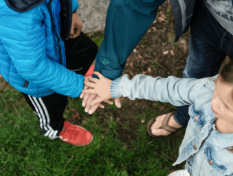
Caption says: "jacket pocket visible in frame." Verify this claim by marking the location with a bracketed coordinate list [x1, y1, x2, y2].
[189, 105, 204, 130]
[204, 144, 227, 174]
[23, 81, 29, 88]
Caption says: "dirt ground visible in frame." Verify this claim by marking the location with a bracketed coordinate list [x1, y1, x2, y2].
[84, 1, 190, 146]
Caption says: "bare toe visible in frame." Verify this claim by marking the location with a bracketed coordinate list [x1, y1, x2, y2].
[152, 129, 171, 136]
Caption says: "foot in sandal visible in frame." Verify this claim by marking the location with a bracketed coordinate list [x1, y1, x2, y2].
[147, 112, 182, 137]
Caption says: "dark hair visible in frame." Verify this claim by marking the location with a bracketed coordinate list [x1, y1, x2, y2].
[219, 59, 233, 83]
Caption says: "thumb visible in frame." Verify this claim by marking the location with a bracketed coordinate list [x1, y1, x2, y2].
[114, 98, 122, 108]
[91, 97, 105, 106]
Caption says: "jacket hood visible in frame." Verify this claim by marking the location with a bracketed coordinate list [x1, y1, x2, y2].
[4, 0, 46, 13]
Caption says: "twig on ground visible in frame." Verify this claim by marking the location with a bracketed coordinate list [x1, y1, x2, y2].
[72, 167, 78, 176]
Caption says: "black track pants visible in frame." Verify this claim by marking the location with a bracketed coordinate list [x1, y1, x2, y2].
[22, 32, 98, 139]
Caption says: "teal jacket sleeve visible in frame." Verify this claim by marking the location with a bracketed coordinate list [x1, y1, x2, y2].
[72, 0, 79, 12]
[94, 0, 165, 80]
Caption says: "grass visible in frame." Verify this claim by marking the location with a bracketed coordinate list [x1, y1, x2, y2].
[0, 34, 185, 175]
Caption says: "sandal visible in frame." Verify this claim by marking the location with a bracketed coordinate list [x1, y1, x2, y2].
[147, 112, 180, 138]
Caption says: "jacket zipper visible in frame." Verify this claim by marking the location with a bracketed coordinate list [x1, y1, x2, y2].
[65, 0, 72, 40]
[48, 0, 62, 64]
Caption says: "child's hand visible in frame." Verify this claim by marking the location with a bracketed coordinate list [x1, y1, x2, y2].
[82, 72, 112, 106]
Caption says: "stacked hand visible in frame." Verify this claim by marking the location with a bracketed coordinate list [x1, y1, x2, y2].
[80, 72, 123, 114]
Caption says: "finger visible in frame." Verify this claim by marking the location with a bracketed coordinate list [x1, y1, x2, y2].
[82, 89, 96, 94]
[88, 77, 99, 83]
[76, 29, 81, 37]
[114, 98, 122, 108]
[88, 103, 100, 114]
[70, 24, 74, 36]
[84, 81, 96, 88]
[93, 72, 103, 79]
[90, 97, 105, 107]
[104, 99, 113, 105]
[84, 78, 95, 85]
[82, 93, 90, 107]
[98, 103, 105, 109]
[80, 86, 88, 98]
[85, 94, 97, 113]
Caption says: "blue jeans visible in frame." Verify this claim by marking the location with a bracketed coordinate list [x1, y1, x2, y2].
[173, 1, 233, 127]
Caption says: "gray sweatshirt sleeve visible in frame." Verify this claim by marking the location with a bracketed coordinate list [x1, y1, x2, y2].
[110, 74, 214, 107]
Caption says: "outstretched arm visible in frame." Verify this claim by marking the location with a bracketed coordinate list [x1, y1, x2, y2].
[82, 0, 165, 114]
[83, 73, 213, 107]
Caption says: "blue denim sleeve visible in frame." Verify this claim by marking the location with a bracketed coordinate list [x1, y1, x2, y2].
[72, 0, 79, 12]
[110, 74, 215, 106]
[93, 0, 165, 80]
[110, 77, 123, 98]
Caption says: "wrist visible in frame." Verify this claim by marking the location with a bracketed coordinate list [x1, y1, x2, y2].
[110, 77, 123, 98]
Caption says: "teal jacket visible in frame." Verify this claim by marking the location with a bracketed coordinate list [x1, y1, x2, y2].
[94, 0, 196, 80]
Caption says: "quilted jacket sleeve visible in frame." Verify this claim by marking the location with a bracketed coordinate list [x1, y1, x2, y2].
[1, 7, 84, 98]
[72, 0, 79, 12]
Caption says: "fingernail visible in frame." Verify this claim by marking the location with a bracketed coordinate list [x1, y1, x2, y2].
[89, 110, 92, 114]
[80, 94, 83, 98]
[101, 106, 105, 108]
[82, 102, 85, 107]
[152, 130, 156, 135]
[85, 108, 88, 112]
[118, 103, 121, 108]
[110, 102, 113, 105]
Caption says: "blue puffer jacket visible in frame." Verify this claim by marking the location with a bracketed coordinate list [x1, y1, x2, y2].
[0, 0, 84, 98]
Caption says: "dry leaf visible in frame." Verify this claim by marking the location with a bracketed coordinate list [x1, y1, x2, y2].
[0, 75, 2, 78]
[163, 51, 169, 55]
[142, 71, 147, 75]
[151, 27, 156, 32]
[130, 62, 133, 69]
[159, 11, 163, 16]
[126, 63, 128, 66]
[170, 50, 175, 56]
[161, 106, 164, 110]
[102, 127, 107, 132]
[141, 60, 148, 64]
[116, 118, 121, 124]
[157, 17, 164, 23]
[148, 68, 151, 72]
[138, 55, 142, 59]
[71, 108, 80, 120]
[141, 119, 146, 124]
[133, 49, 137, 52]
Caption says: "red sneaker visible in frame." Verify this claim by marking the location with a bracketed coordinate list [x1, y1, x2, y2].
[59, 121, 93, 146]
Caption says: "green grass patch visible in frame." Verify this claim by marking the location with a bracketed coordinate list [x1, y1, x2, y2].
[0, 32, 185, 175]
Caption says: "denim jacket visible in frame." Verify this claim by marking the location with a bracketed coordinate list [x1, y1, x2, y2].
[111, 74, 233, 176]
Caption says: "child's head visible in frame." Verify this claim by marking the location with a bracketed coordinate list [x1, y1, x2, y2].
[211, 59, 233, 123]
